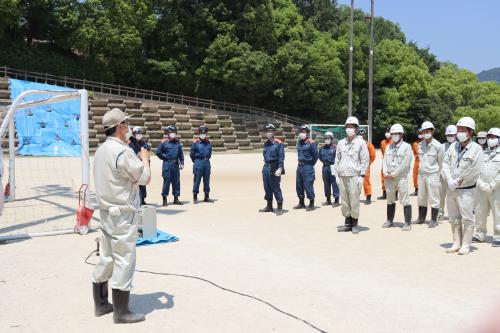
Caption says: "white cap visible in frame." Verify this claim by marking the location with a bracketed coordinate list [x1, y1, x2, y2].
[487, 127, 500, 137]
[445, 125, 457, 135]
[421, 121, 434, 131]
[345, 116, 359, 126]
[456, 116, 475, 131]
[324, 131, 334, 137]
[102, 108, 133, 129]
[477, 131, 487, 138]
[390, 124, 404, 134]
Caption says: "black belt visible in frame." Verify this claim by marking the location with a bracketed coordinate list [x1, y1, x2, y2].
[196, 158, 210, 160]
[457, 184, 476, 190]
[264, 161, 279, 167]
[166, 159, 178, 163]
[298, 161, 314, 165]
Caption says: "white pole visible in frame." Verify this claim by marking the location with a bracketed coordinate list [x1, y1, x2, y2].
[8, 111, 15, 201]
[79, 90, 90, 206]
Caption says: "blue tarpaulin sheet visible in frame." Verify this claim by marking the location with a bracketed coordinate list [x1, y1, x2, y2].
[9, 79, 82, 156]
[136, 229, 179, 247]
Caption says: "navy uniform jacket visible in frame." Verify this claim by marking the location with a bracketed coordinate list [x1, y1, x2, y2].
[156, 139, 184, 170]
[263, 138, 285, 174]
[319, 144, 336, 165]
[297, 139, 319, 164]
[190, 139, 212, 162]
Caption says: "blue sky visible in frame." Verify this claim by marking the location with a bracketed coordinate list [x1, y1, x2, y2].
[338, 0, 500, 73]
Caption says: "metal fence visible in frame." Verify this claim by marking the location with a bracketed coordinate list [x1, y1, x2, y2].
[0, 66, 307, 126]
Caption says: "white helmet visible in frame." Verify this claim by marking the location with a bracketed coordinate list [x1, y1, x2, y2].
[488, 127, 500, 137]
[345, 116, 359, 126]
[421, 121, 434, 131]
[445, 125, 457, 135]
[132, 126, 142, 134]
[390, 124, 404, 134]
[324, 131, 334, 138]
[456, 117, 475, 131]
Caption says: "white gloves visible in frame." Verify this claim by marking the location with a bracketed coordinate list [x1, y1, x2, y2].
[448, 179, 458, 190]
[478, 180, 493, 193]
[179, 164, 184, 170]
[275, 168, 282, 177]
[330, 165, 338, 178]
[357, 176, 364, 191]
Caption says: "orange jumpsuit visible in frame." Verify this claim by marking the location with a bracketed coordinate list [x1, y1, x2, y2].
[364, 142, 376, 196]
[412, 141, 420, 191]
[380, 138, 392, 191]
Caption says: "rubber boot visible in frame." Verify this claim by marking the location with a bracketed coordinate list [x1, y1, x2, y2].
[162, 196, 168, 207]
[333, 197, 340, 207]
[324, 196, 332, 206]
[337, 216, 352, 232]
[382, 203, 396, 228]
[112, 289, 145, 324]
[93, 282, 113, 317]
[377, 191, 387, 200]
[276, 202, 284, 216]
[411, 189, 418, 196]
[204, 193, 213, 203]
[365, 195, 372, 205]
[193, 193, 198, 204]
[446, 223, 462, 253]
[428, 208, 439, 228]
[351, 218, 359, 234]
[401, 205, 412, 231]
[306, 199, 315, 211]
[173, 196, 183, 205]
[492, 239, 500, 247]
[415, 206, 427, 224]
[259, 200, 273, 213]
[458, 223, 474, 255]
[293, 198, 306, 209]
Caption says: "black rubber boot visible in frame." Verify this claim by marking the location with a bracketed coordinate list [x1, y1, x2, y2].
[112, 289, 145, 324]
[162, 196, 168, 206]
[306, 199, 315, 211]
[338, 216, 352, 232]
[173, 196, 183, 205]
[415, 206, 427, 224]
[193, 193, 198, 204]
[93, 282, 113, 317]
[365, 195, 372, 205]
[325, 196, 332, 205]
[402, 205, 412, 231]
[293, 198, 306, 209]
[260, 200, 273, 213]
[204, 193, 213, 203]
[411, 189, 418, 196]
[333, 197, 340, 207]
[377, 191, 386, 200]
[382, 203, 396, 228]
[429, 208, 439, 228]
[351, 218, 359, 234]
[276, 202, 284, 216]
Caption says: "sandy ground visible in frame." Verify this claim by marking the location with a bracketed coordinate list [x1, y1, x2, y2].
[0, 149, 498, 333]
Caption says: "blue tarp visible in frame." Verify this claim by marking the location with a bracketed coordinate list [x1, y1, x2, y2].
[136, 229, 179, 247]
[9, 79, 82, 156]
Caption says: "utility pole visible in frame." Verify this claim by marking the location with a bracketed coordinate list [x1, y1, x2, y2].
[348, 0, 354, 117]
[368, 0, 374, 142]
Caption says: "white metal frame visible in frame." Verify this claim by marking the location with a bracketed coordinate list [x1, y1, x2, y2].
[0, 89, 89, 201]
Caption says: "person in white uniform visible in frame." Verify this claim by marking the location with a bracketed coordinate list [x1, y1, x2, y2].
[439, 125, 457, 219]
[334, 116, 369, 234]
[415, 121, 445, 228]
[92, 108, 151, 323]
[382, 124, 414, 231]
[442, 116, 483, 255]
[472, 127, 500, 246]
[0, 149, 3, 217]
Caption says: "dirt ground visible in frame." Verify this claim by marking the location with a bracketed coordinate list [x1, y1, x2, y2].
[0, 149, 498, 333]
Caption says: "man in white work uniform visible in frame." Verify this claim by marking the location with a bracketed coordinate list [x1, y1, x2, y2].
[0, 149, 3, 217]
[439, 125, 457, 219]
[334, 116, 369, 234]
[442, 116, 483, 255]
[382, 124, 414, 231]
[92, 108, 151, 323]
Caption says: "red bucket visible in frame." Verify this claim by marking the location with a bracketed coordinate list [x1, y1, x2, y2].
[75, 184, 94, 234]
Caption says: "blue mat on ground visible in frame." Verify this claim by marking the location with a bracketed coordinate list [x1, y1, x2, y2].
[136, 229, 179, 247]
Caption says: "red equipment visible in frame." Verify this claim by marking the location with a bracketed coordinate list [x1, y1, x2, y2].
[75, 184, 94, 235]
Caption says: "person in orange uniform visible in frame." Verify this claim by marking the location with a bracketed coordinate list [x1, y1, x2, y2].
[378, 126, 392, 200]
[359, 129, 376, 204]
[411, 128, 423, 196]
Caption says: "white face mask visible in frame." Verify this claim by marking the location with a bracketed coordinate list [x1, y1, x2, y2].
[423, 133, 432, 140]
[135, 134, 143, 141]
[299, 133, 307, 140]
[325, 139, 332, 145]
[391, 134, 400, 143]
[385, 132, 391, 139]
[487, 138, 499, 148]
[266, 132, 274, 139]
[169, 133, 177, 139]
[457, 132, 469, 143]
[418, 134, 423, 139]
[199, 134, 207, 140]
[446, 136, 456, 143]
[478, 138, 486, 145]
[345, 128, 355, 137]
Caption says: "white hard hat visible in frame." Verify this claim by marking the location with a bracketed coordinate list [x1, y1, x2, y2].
[421, 121, 434, 131]
[345, 116, 359, 126]
[390, 124, 404, 134]
[487, 127, 500, 137]
[445, 125, 457, 135]
[324, 131, 334, 137]
[132, 126, 142, 133]
[456, 116, 475, 131]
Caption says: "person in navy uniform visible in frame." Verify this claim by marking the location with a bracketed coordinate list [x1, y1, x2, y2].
[319, 131, 340, 207]
[260, 124, 285, 215]
[294, 125, 319, 211]
[128, 126, 150, 205]
[156, 125, 184, 206]
[190, 125, 213, 204]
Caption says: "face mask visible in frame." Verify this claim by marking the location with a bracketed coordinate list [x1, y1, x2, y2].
[325, 139, 332, 145]
[457, 132, 469, 143]
[299, 133, 307, 140]
[135, 134, 143, 141]
[478, 138, 486, 145]
[446, 136, 456, 143]
[423, 133, 432, 140]
[418, 134, 423, 139]
[345, 128, 355, 137]
[385, 132, 391, 139]
[391, 134, 400, 143]
[266, 132, 274, 139]
[200, 134, 207, 140]
[169, 133, 177, 139]
[487, 138, 499, 148]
